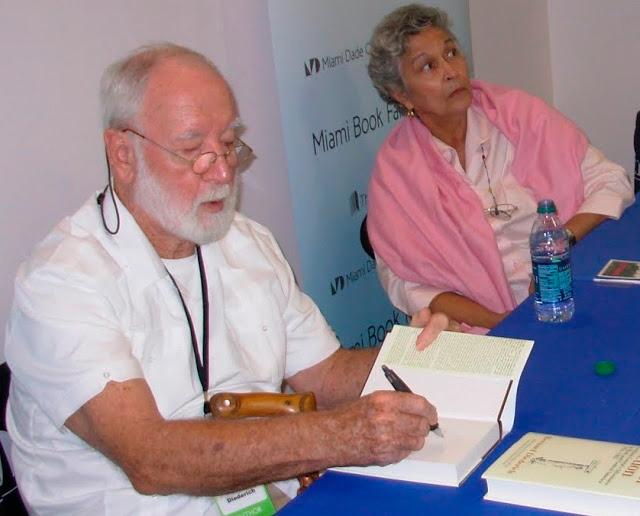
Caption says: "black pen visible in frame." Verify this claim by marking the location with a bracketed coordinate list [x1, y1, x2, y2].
[381, 365, 444, 438]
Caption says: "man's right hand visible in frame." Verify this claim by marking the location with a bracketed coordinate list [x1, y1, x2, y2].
[335, 390, 437, 467]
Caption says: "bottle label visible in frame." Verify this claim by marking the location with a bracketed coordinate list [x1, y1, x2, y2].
[532, 255, 573, 303]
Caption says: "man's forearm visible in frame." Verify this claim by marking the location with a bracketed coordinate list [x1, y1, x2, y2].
[312, 347, 378, 408]
[66, 379, 367, 497]
[134, 384, 429, 496]
[67, 322, 445, 498]
[132, 409, 355, 496]
[285, 347, 379, 409]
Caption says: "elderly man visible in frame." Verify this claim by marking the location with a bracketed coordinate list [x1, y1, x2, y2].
[5, 43, 447, 514]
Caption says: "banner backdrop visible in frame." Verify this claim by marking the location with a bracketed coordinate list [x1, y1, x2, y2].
[267, 0, 471, 348]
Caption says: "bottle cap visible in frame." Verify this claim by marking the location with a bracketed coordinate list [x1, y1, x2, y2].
[537, 199, 557, 214]
[594, 360, 616, 376]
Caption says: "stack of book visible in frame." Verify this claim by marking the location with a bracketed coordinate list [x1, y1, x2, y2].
[483, 432, 640, 515]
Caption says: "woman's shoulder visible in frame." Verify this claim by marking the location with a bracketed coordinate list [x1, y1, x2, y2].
[377, 117, 427, 159]
[472, 79, 551, 112]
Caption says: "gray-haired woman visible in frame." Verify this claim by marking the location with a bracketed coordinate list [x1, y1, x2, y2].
[366, 4, 633, 333]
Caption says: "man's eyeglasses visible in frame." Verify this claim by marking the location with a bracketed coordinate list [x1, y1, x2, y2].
[123, 128, 254, 175]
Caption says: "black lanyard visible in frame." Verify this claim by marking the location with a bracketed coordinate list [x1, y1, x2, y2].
[165, 245, 211, 414]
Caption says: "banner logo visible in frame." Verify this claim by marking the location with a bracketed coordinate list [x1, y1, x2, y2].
[329, 259, 376, 296]
[330, 275, 346, 295]
[304, 57, 321, 77]
[304, 43, 371, 78]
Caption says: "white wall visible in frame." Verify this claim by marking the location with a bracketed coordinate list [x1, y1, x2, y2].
[548, 0, 640, 177]
[0, 0, 297, 361]
[4, 0, 638, 361]
[220, 1, 300, 277]
[469, 0, 640, 175]
[469, 0, 553, 104]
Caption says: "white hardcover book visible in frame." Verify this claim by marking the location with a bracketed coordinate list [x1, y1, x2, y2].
[336, 326, 534, 487]
[483, 432, 640, 515]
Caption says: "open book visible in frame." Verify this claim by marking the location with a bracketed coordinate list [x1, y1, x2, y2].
[594, 259, 640, 284]
[483, 432, 640, 515]
[337, 326, 533, 486]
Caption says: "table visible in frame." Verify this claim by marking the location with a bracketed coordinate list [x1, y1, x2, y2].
[281, 199, 640, 515]
[571, 198, 640, 280]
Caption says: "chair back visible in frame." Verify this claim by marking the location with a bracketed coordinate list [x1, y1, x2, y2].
[0, 362, 28, 514]
[360, 215, 375, 260]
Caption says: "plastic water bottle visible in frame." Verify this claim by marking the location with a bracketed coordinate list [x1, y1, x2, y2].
[530, 199, 575, 322]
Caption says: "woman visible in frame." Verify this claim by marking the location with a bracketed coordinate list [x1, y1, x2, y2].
[366, 4, 634, 333]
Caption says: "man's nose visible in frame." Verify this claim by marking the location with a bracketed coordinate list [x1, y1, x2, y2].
[200, 157, 235, 185]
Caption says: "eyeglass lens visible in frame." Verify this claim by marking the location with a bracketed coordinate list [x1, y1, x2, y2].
[192, 141, 252, 175]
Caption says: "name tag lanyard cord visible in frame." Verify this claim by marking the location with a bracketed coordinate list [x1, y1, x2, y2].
[165, 245, 211, 415]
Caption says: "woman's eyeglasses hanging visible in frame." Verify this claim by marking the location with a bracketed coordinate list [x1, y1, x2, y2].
[480, 143, 518, 220]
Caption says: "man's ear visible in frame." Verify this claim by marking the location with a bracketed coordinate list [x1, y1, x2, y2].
[103, 129, 136, 185]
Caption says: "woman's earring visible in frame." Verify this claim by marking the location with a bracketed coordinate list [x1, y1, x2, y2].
[406, 107, 415, 118]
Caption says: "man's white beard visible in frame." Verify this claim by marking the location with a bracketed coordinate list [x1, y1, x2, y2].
[132, 150, 238, 245]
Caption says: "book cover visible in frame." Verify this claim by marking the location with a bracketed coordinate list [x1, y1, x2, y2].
[594, 259, 640, 284]
[483, 432, 640, 515]
[336, 326, 534, 487]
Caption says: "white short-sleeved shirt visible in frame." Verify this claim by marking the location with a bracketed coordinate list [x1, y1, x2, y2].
[5, 193, 339, 515]
[377, 106, 635, 317]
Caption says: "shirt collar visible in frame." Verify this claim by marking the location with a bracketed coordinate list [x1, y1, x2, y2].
[466, 105, 492, 156]
[95, 190, 170, 293]
[430, 106, 493, 163]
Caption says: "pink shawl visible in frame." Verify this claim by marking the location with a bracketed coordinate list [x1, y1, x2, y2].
[367, 80, 588, 314]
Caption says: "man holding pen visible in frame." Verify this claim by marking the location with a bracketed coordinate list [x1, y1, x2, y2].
[5, 43, 449, 514]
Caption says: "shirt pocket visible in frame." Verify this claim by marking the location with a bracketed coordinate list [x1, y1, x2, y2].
[217, 268, 286, 388]
[128, 324, 202, 418]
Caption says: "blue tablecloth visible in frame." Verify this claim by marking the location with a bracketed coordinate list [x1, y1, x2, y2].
[281, 198, 640, 515]
[571, 199, 640, 280]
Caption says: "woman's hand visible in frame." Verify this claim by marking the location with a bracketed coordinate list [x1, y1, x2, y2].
[410, 307, 460, 350]
[429, 292, 508, 330]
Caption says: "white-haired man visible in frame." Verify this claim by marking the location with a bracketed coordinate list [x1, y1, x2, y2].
[5, 43, 447, 514]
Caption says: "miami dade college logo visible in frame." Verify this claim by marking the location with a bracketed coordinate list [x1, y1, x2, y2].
[304, 57, 320, 77]
[330, 275, 345, 295]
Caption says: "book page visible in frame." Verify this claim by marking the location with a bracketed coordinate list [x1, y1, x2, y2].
[366, 326, 532, 433]
[363, 366, 510, 422]
[382, 327, 533, 379]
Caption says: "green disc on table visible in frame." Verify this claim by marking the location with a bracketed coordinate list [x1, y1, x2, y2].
[594, 360, 616, 376]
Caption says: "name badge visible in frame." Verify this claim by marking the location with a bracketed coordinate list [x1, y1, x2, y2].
[214, 485, 275, 516]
